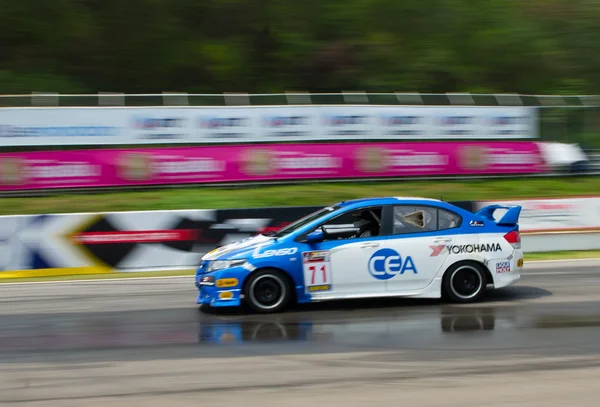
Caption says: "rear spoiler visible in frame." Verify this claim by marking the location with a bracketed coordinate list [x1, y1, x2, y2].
[474, 204, 522, 226]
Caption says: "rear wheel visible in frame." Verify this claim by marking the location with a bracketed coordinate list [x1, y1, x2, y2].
[442, 262, 487, 303]
[243, 269, 291, 313]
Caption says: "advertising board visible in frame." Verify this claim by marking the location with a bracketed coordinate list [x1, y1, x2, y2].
[0, 141, 547, 191]
[0, 105, 539, 146]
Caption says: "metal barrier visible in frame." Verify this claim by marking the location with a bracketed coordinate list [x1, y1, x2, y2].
[1, 92, 598, 107]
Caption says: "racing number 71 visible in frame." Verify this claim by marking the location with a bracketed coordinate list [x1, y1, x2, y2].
[309, 264, 327, 285]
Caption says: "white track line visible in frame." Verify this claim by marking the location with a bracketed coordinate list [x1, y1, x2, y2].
[0, 275, 193, 286]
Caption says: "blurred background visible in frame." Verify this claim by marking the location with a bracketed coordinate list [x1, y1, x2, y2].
[2, 4, 600, 406]
[0, 0, 599, 148]
[1, 0, 600, 95]
[0, 0, 599, 270]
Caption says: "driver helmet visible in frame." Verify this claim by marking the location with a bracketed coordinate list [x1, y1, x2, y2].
[352, 210, 378, 228]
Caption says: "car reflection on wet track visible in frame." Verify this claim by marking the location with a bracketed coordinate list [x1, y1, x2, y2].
[197, 306, 509, 345]
[0, 303, 515, 352]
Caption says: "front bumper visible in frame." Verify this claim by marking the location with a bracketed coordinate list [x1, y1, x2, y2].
[195, 266, 248, 307]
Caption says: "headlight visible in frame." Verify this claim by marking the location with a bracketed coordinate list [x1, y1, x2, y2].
[207, 259, 247, 272]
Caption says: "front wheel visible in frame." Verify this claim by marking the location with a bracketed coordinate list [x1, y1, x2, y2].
[243, 269, 291, 313]
[442, 262, 487, 303]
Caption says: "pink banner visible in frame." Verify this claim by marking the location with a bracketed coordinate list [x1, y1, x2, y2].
[0, 142, 547, 191]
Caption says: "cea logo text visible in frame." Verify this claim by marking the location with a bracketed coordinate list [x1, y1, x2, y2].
[368, 249, 418, 280]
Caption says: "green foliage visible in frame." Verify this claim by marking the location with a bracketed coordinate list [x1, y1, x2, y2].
[0, 0, 598, 93]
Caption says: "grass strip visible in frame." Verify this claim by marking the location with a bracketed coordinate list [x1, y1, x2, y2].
[0, 176, 599, 215]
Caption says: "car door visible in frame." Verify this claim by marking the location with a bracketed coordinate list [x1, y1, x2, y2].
[381, 204, 467, 293]
[299, 206, 387, 298]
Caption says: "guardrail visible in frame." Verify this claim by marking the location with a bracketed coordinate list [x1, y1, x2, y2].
[1, 197, 598, 278]
[1, 92, 599, 107]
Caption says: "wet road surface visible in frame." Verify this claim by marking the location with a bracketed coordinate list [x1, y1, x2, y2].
[1, 259, 600, 406]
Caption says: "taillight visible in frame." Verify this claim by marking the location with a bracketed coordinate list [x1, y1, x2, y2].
[504, 230, 521, 249]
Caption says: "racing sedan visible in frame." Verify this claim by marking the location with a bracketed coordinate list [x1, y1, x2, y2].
[195, 197, 523, 313]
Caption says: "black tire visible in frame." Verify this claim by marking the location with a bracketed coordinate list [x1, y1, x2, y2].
[243, 269, 291, 313]
[442, 261, 488, 303]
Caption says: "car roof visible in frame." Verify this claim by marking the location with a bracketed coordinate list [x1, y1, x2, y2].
[336, 196, 444, 208]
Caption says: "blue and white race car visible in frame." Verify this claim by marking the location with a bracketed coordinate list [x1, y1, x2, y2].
[195, 197, 523, 313]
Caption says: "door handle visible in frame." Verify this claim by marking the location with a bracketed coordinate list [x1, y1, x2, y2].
[433, 238, 452, 243]
[360, 242, 380, 249]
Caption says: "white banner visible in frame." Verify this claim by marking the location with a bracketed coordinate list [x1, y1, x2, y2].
[0, 105, 538, 146]
[475, 197, 600, 232]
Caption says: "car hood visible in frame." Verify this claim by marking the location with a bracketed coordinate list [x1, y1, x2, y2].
[201, 234, 275, 261]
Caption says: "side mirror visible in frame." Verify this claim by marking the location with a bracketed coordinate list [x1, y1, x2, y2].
[305, 229, 324, 243]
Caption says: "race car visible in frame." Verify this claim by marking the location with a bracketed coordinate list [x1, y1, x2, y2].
[195, 197, 523, 313]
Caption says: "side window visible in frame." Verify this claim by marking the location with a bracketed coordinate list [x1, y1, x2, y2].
[318, 206, 383, 240]
[393, 206, 437, 234]
[438, 208, 462, 230]
[392, 206, 461, 235]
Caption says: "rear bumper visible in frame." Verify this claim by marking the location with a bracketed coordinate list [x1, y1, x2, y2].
[489, 249, 523, 289]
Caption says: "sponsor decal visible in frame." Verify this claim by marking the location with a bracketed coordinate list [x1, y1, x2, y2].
[0, 125, 117, 138]
[216, 278, 239, 288]
[429, 245, 446, 257]
[385, 151, 448, 167]
[198, 117, 248, 129]
[303, 251, 329, 262]
[321, 113, 370, 136]
[469, 220, 484, 227]
[429, 243, 501, 256]
[356, 146, 387, 173]
[240, 148, 275, 176]
[155, 158, 225, 174]
[197, 116, 250, 139]
[132, 117, 186, 130]
[380, 115, 422, 126]
[487, 115, 532, 136]
[206, 248, 221, 256]
[252, 246, 298, 259]
[447, 243, 501, 254]
[277, 153, 342, 170]
[117, 152, 153, 181]
[302, 250, 332, 292]
[488, 116, 529, 126]
[261, 115, 311, 137]
[262, 116, 309, 127]
[131, 116, 187, 140]
[458, 145, 487, 170]
[437, 116, 474, 126]
[36, 163, 100, 178]
[219, 291, 234, 299]
[308, 285, 331, 292]
[496, 261, 511, 273]
[368, 248, 417, 280]
[199, 275, 215, 285]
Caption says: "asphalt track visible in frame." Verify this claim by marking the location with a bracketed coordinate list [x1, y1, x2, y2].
[2, 259, 600, 406]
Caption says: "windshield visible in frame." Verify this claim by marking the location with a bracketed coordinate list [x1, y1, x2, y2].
[268, 205, 341, 238]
